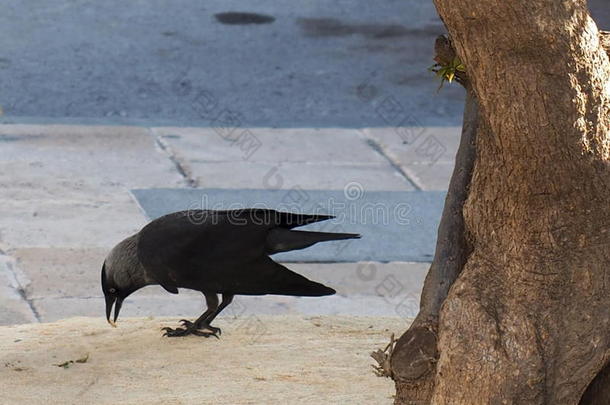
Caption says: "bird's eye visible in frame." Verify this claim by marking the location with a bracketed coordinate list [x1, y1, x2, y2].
[109, 288, 116, 294]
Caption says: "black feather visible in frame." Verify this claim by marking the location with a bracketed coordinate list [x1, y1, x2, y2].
[266, 228, 360, 254]
[136, 209, 353, 296]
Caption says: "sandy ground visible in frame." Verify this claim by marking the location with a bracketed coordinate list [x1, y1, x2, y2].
[0, 316, 405, 404]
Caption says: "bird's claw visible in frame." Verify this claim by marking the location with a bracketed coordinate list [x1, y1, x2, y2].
[192, 329, 220, 338]
[205, 325, 222, 335]
[161, 326, 218, 339]
[179, 319, 195, 328]
[178, 320, 221, 336]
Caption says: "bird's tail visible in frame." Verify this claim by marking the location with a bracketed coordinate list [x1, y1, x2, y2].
[266, 228, 361, 254]
[250, 258, 336, 296]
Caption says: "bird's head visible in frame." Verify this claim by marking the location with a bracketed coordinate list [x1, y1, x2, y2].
[101, 235, 148, 327]
[101, 262, 124, 327]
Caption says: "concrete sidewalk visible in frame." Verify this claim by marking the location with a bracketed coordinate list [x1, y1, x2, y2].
[0, 316, 400, 404]
[0, 124, 459, 325]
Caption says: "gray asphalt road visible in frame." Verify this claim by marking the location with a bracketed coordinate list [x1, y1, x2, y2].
[0, 0, 460, 127]
[0, 1, 607, 128]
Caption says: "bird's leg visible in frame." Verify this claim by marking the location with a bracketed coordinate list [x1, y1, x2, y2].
[194, 293, 234, 335]
[162, 294, 219, 338]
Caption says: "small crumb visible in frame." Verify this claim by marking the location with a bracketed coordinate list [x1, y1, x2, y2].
[54, 354, 89, 369]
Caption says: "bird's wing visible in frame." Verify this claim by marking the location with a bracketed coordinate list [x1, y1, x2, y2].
[136, 210, 271, 291]
[136, 209, 338, 293]
[227, 256, 336, 296]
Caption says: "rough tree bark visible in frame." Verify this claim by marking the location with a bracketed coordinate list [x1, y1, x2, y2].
[386, 2, 610, 404]
[388, 36, 480, 402]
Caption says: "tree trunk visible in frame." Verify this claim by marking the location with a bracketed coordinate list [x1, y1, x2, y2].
[389, 2, 610, 404]
[389, 36, 480, 403]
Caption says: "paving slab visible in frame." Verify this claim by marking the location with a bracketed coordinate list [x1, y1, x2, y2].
[0, 125, 184, 249]
[132, 188, 445, 262]
[0, 198, 146, 249]
[0, 255, 37, 325]
[0, 125, 184, 195]
[289, 261, 427, 297]
[0, 316, 400, 404]
[15, 248, 427, 299]
[363, 126, 460, 190]
[32, 293, 419, 323]
[13, 253, 426, 323]
[187, 160, 413, 190]
[401, 161, 454, 191]
[363, 127, 461, 163]
[12, 248, 108, 299]
[152, 126, 415, 190]
[152, 127, 387, 164]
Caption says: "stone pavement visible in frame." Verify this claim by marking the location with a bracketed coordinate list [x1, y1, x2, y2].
[0, 124, 459, 325]
[0, 316, 400, 404]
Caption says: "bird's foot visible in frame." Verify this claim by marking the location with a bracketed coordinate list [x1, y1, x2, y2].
[178, 319, 195, 328]
[179, 319, 222, 336]
[161, 324, 219, 338]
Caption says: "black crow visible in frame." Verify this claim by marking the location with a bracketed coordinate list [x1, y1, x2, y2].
[101, 209, 360, 337]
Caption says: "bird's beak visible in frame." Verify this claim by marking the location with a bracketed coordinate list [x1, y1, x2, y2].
[105, 295, 123, 327]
